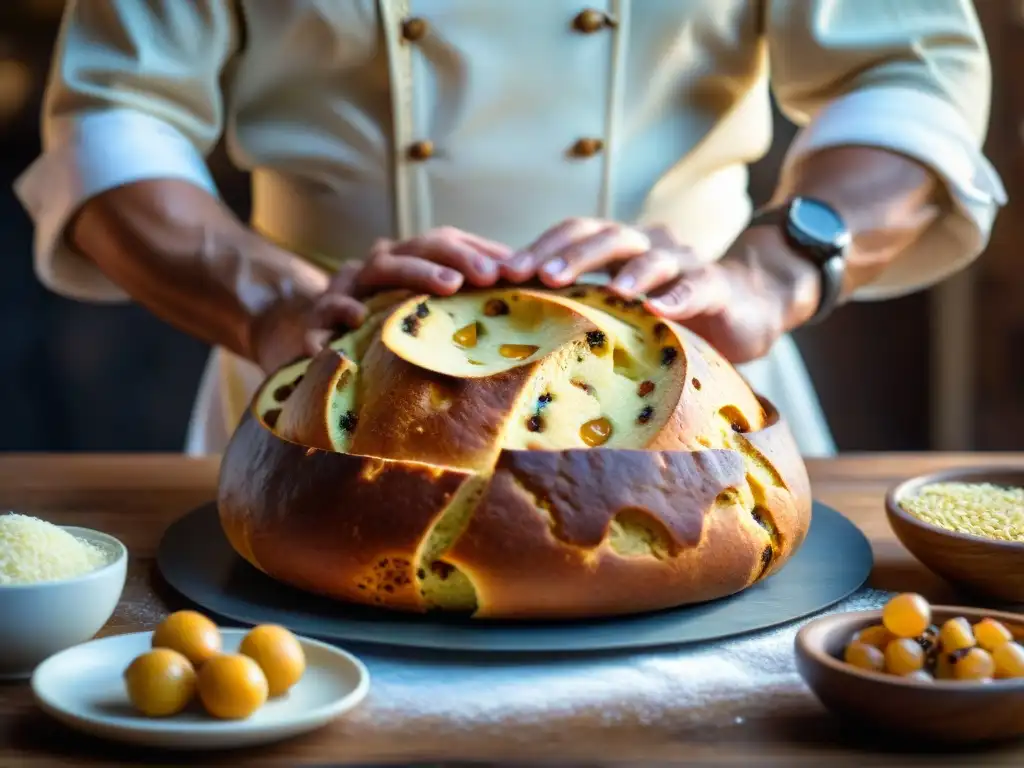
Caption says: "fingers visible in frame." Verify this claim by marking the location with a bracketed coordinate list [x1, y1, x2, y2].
[308, 292, 368, 327]
[503, 218, 610, 282]
[346, 229, 510, 297]
[536, 226, 653, 288]
[325, 258, 363, 295]
[300, 292, 371, 358]
[392, 227, 505, 287]
[456, 231, 515, 261]
[643, 224, 675, 250]
[355, 249, 466, 296]
[302, 328, 333, 358]
[644, 267, 731, 321]
[607, 242, 715, 298]
[607, 248, 685, 297]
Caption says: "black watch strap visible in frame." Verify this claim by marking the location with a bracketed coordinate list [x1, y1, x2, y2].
[748, 199, 848, 326]
[808, 252, 845, 326]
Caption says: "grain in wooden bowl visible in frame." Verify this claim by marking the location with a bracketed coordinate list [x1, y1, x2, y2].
[795, 594, 1024, 744]
[885, 467, 1024, 603]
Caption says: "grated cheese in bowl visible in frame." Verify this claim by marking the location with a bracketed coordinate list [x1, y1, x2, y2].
[0, 513, 111, 585]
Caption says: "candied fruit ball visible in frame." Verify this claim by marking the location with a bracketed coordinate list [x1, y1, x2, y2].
[882, 593, 931, 639]
[993, 641, 1024, 680]
[238, 624, 306, 698]
[123, 649, 197, 718]
[197, 654, 269, 720]
[973, 618, 1013, 652]
[853, 624, 892, 650]
[884, 638, 926, 676]
[939, 617, 976, 653]
[152, 610, 222, 667]
[952, 647, 995, 682]
[844, 641, 885, 673]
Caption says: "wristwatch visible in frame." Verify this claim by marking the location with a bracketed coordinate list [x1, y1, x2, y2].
[747, 196, 851, 326]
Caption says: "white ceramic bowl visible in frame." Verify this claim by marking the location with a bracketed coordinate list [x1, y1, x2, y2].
[0, 526, 127, 680]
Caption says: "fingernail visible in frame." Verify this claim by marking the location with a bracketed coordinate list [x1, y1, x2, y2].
[614, 275, 636, 292]
[474, 256, 496, 275]
[648, 296, 674, 311]
[543, 259, 566, 276]
[438, 267, 461, 285]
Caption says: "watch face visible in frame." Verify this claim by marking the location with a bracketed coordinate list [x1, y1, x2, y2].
[789, 198, 851, 260]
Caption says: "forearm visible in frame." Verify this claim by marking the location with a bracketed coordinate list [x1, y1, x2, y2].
[730, 145, 943, 333]
[66, 179, 328, 362]
[773, 145, 942, 295]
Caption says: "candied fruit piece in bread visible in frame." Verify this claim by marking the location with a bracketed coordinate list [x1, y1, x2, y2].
[219, 285, 812, 619]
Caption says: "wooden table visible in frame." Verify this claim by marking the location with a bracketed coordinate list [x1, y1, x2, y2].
[1, 453, 1022, 767]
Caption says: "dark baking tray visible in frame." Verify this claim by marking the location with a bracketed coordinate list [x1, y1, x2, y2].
[156, 500, 872, 653]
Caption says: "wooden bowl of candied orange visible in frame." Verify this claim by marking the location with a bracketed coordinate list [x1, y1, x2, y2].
[795, 593, 1024, 744]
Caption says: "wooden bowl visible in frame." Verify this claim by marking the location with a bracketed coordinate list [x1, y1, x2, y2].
[795, 606, 1024, 744]
[886, 467, 1024, 603]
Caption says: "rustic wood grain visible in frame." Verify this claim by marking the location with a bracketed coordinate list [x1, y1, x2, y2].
[1, 453, 1023, 767]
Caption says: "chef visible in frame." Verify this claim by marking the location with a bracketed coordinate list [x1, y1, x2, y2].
[15, 1, 1005, 457]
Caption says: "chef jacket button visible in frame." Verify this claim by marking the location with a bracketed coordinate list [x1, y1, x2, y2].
[570, 137, 604, 158]
[573, 9, 614, 33]
[401, 17, 429, 41]
[408, 140, 435, 161]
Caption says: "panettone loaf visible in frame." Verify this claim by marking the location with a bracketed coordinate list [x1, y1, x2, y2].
[218, 285, 812, 619]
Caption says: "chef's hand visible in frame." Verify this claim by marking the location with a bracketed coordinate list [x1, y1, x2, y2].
[344, 229, 512, 297]
[503, 218, 820, 363]
[249, 228, 513, 372]
[248, 282, 367, 373]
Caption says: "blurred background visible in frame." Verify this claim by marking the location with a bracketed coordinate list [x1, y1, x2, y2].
[0, 1, 1021, 453]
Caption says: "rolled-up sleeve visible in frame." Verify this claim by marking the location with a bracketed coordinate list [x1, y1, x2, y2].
[767, 0, 1006, 300]
[13, 0, 238, 302]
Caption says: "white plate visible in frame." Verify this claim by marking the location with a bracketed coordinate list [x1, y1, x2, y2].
[31, 629, 370, 750]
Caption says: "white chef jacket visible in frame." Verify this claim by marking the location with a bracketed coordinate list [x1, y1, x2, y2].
[15, 0, 1006, 458]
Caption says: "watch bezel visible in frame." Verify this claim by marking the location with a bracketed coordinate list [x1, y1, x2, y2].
[784, 197, 852, 265]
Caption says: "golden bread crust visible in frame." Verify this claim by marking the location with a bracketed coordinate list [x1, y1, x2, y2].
[218, 285, 813, 619]
[444, 448, 771, 619]
[219, 411, 473, 611]
[275, 348, 356, 451]
[347, 334, 539, 470]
